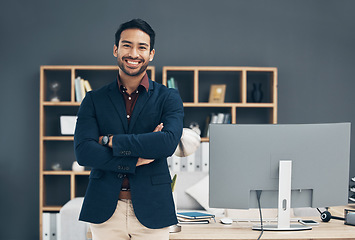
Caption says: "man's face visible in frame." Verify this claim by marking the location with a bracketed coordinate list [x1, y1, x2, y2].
[113, 28, 155, 77]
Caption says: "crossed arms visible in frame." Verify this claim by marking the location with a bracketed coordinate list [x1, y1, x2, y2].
[98, 123, 164, 166]
[74, 89, 184, 174]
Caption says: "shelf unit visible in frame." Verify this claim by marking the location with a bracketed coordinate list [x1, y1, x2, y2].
[39, 65, 277, 238]
[162, 66, 278, 142]
[39, 65, 155, 239]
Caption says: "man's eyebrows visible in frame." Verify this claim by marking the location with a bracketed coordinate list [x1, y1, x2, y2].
[121, 40, 132, 44]
[121, 40, 149, 46]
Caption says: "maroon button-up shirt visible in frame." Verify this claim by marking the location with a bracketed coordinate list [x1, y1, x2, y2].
[117, 73, 150, 190]
[118, 73, 149, 124]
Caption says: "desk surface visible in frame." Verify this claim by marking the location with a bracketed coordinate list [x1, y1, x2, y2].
[87, 206, 355, 240]
[169, 218, 355, 240]
[170, 205, 355, 240]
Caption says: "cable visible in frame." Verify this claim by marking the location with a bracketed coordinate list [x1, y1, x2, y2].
[256, 190, 264, 240]
[316, 208, 322, 214]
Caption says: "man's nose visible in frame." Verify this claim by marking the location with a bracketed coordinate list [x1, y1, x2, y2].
[129, 47, 139, 58]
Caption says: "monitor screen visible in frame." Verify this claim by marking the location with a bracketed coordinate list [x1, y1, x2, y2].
[209, 123, 351, 210]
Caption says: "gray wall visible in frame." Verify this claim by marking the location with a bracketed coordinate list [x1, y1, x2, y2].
[1, 0, 354, 239]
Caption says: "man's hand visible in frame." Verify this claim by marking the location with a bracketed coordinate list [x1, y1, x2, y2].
[136, 157, 154, 166]
[136, 123, 164, 166]
[153, 123, 164, 132]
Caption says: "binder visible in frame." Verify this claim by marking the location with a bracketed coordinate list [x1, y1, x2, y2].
[201, 142, 209, 172]
[171, 155, 181, 172]
[43, 213, 50, 240]
[187, 153, 196, 172]
[56, 213, 61, 240]
[180, 157, 187, 171]
[194, 144, 202, 171]
[167, 156, 173, 170]
[43, 212, 59, 240]
[50, 213, 57, 240]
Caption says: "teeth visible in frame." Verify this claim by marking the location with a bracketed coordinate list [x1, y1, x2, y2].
[127, 61, 139, 65]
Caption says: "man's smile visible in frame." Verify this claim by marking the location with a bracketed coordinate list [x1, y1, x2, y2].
[123, 58, 143, 68]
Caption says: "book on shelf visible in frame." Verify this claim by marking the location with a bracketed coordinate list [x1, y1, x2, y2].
[74, 77, 82, 102]
[79, 78, 86, 100]
[204, 112, 231, 137]
[167, 77, 178, 90]
[75, 77, 92, 102]
[83, 79, 92, 92]
[223, 113, 231, 124]
[202, 114, 211, 138]
[216, 113, 224, 123]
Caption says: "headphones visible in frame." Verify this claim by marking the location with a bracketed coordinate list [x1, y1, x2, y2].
[318, 208, 345, 222]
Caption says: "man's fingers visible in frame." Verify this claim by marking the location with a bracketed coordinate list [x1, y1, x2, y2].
[136, 158, 155, 166]
[153, 123, 164, 132]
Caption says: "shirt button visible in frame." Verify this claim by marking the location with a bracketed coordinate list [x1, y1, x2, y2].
[136, 90, 139, 93]
[128, 97, 132, 100]
[127, 115, 130, 119]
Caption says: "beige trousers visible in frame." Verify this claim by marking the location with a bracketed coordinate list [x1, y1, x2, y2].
[90, 199, 170, 240]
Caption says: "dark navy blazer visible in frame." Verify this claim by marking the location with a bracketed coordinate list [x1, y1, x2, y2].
[74, 77, 183, 229]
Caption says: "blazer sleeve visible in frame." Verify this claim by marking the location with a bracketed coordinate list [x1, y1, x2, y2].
[111, 88, 184, 159]
[74, 92, 138, 173]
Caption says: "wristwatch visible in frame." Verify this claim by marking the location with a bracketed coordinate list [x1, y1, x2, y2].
[102, 135, 112, 146]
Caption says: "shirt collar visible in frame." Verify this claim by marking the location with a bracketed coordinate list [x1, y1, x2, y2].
[117, 73, 149, 93]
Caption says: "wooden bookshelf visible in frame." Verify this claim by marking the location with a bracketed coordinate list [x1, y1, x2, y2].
[39, 65, 155, 239]
[162, 66, 278, 140]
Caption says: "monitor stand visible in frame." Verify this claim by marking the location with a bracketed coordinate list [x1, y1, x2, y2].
[252, 160, 312, 231]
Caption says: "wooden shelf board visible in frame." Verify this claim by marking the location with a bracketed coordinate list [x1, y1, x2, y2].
[183, 103, 275, 108]
[73, 171, 91, 175]
[237, 103, 275, 108]
[42, 101, 81, 106]
[184, 103, 235, 107]
[41, 65, 73, 70]
[42, 136, 74, 141]
[42, 170, 90, 175]
[42, 171, 73, 175]
[42, 206, 62, 211]
[163, 66, 277, 72]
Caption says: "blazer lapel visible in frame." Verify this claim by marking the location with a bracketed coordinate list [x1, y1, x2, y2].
[128, 79, 154, 133]
[107, 81, 129, 133]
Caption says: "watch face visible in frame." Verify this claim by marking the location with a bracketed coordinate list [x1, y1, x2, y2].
[102, 136, 109, 146]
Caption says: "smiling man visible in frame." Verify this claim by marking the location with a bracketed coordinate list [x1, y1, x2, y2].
[74, 19, 184, 240]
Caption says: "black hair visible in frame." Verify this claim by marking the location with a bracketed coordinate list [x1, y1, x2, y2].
[115, 18, 155, 52]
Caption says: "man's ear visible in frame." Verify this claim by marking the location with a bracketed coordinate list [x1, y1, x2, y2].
[113, 45, 118, 57]
[149, 49, 155, 61]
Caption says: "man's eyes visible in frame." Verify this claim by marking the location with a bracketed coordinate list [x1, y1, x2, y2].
[121, 44, 148, 51]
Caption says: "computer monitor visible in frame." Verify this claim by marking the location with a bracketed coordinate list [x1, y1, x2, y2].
[209, 123, 351, 231]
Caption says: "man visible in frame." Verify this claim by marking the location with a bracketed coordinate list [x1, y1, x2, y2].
[74, 19, 184, 240]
